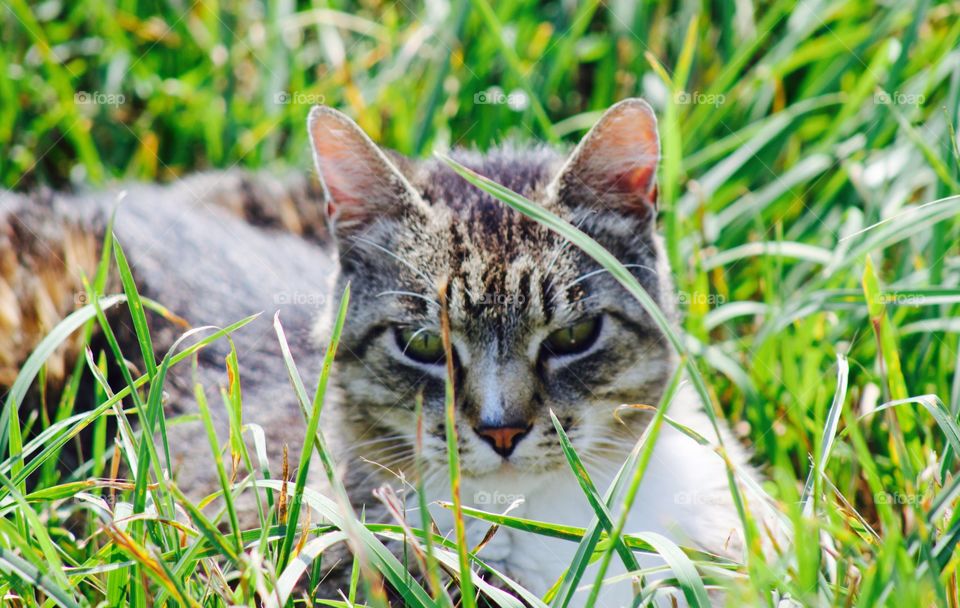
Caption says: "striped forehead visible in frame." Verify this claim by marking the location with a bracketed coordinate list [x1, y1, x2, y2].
[448, 253, 546, 323]
[383, 147, 597, 332]
[440, 224, 589, 333]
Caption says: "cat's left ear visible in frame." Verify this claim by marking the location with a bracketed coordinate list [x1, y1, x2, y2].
[551, 98, 660, 219]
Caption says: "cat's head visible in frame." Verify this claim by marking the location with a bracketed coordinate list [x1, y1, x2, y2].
[308, 100, 676, 481]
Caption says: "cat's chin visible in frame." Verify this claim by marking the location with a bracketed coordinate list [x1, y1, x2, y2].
[472, 460, 519, 477]
[460, 457, 567, 480]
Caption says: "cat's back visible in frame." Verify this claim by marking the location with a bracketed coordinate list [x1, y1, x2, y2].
[1, 171, 336, 505]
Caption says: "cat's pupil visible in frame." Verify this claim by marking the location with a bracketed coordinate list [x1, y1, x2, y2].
[542, 316, 602, 357]
[397, 327, 445, 365]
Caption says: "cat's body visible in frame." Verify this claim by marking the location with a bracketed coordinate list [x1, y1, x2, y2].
[2, 100, 775, 606]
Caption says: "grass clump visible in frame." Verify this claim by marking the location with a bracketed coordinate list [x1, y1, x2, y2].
[2, 0, 960, 606]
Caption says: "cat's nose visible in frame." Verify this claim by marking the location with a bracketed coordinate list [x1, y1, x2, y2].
[474, 424, 531, 458]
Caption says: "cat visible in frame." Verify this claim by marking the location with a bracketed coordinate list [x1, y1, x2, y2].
[310, 99, 774, 605]
[1, 99, 777, 606]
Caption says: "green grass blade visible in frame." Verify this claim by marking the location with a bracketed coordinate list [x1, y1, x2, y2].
[467, 0, 557, 142]
[0, 471, 72, 591]
[113, 236, 157, 378]
[0, 546, 80, 608]
[800, 355, 849, 516]
[274, 285, 430, 607]
[274, 284, 349, 572]
[191, 369, 243, 554]
[547, 408, 640, 607]
[274, 531, 350, 606]
[0, 295, 126, 463]
[4, 316, 259, 489]
[256, 480, 434, 608]
[584, 364, 709, 607]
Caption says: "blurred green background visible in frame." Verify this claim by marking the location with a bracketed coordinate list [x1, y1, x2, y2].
[5, 0, 955, 190]
[4, 0, 960, 560]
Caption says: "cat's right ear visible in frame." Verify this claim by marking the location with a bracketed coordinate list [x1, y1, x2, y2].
[307, 106, 425, 239]
[551, 98, 660, 222]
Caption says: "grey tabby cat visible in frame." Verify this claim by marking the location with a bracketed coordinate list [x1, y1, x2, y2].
[308, 99, 772, 605]
[1, 99, 774, 606]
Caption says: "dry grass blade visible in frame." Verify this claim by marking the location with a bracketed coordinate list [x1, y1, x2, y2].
[438, 276, 478, 608]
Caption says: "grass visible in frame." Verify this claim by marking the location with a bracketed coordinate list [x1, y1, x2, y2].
[3, 0, 960, 605]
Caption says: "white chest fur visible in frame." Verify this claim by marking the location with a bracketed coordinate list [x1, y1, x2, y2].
[422, 389, 752, 608]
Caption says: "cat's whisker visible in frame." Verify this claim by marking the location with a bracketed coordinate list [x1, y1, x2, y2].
[345, 433, 416, 446]
[580, 447, 630, 462]
[358, 457, 419, 492]
[582, 439, 631, 449]
[352, 235, 436, 287]
[364, 457, 456, 499]
[550, 294, 601, 316]
[543, 239, 573, 276]
[418, 469, 448, 494]
[583, 441, 633, 454]
[359, 449, 418, 472]
[553, 264, 655, 298]
[345, 451, 416, 472]
[581, 452, 630, 467]
[359, 444, 416, 463]
[376, 290, 440, 309]
[356, 445, 413, 456]
[341, 435, 416, 455]
[542, 228, 599, 308]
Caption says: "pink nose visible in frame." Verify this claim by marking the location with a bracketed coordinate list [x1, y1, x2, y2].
[474, 425, 531, 458]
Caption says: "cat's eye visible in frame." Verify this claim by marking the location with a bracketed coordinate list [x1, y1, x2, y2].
[542, 317, 602, 357]
[396, 327, 446, 365]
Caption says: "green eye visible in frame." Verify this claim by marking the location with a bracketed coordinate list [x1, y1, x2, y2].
[396, 327, 446, 364]
[543, 317, 602, 357]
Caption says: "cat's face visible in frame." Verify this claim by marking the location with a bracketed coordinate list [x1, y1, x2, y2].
[309, 100, 676, 482]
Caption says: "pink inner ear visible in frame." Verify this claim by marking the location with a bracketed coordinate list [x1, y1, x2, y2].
[618, 165, 655, 195]
[576, 103, 660, 209]
[312, 124, 388, 225]
[320, 156, 365, 222]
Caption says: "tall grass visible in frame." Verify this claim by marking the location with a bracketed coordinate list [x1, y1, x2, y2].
[2, 0, 960, 606]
